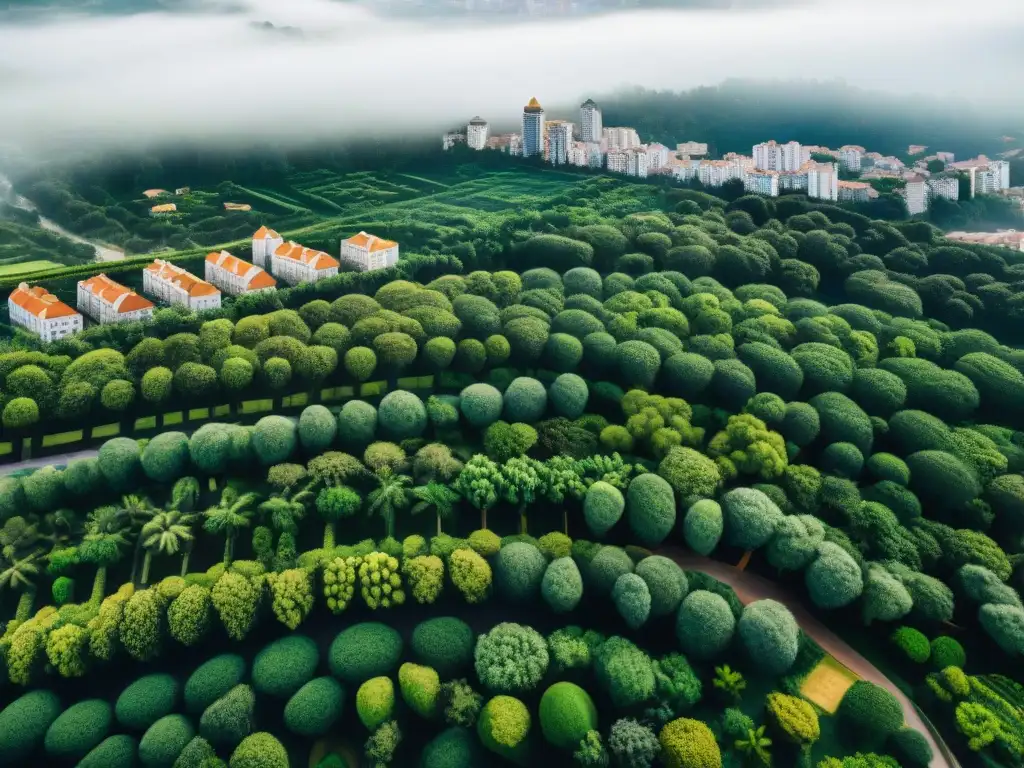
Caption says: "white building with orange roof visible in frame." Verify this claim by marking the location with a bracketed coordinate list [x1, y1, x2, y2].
[204, 251, 277, 296]
[8, 283, 83, 342]
[77, 273, 155, 324]
[251, 226, 284, 269]
[143, 259, 221, 311]
[340, 232, 400, 272]
[271, 241, 340, 285]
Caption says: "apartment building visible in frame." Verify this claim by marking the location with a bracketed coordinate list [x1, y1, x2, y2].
[143, 259, 222, 311]
[271, 241, 340, 285]
[8, 283, 83, 342]
[77, 273, 155, 324]
[340, 232, 400, 272]
[204, 251, 277, 295]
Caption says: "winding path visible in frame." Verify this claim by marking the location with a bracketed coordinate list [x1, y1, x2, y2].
[0, 448, 100, 476]
[658, 546, 957, 768]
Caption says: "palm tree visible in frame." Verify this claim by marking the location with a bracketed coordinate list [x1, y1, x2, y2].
[120, 494, 156, 584]
[140, 511, 198, 583]
[81, 506, 131, 604]
[170, 476, 202, 513]
[0, 552, 41, 622]
[39, 509, 82, 552]
[203, 490, 258, 566]
[735, 725, 772, 767]
[366, 469, 411, 540]
[411, 483, 460, 536]
[713, 664, 747, 704]
[0, 516, 41, 561]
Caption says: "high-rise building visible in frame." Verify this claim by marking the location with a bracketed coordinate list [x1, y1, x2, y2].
[927, 177, 959, 202]
[807, 163, 839, 201]
[646, 143, 670, 171]
[603, 127, 640, 150]
[839, 147, 863, 173]
[676, 141, 708, 157]
[546, 120, 573, 165]
[626, 148, 648, 178]
[744, 171, 780, 197]
[903, 175, 929, 215]
[467, 117, 489, 150]
[838, 181, 874, 203]
[753, 140, 803, 172]
[579, 99, 602, 143]
[522, 97, 545, 158]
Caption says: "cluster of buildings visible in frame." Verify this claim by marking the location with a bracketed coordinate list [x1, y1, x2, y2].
[6, 228, 400, 341]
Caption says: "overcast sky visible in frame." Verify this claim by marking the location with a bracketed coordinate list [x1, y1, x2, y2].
[0, 0, 1021, 158]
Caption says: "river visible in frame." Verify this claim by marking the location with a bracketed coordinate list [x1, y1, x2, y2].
[0, 173, 126, 262]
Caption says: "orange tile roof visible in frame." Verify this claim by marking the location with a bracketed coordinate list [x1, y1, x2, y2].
[206, 250, 277, 289]
[143, 189, 167, 198]
[343, 231, 398, 253]
[253, 225, 281, 239]
[273, 241, 340, 270]
[9, 282, 80, 319]
[146, 260, 220, 297]
[224, 202, 252, 212]
[79, 273, 155, 313]
[151, 203, 177, 213]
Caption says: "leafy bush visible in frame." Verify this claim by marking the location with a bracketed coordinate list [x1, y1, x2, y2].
[377, 390, 427, 439]
[837, 681, 904, 749]
[737, 599, 800, 675]
[587, 545, 635, 597]
[338, 400, 378, 448]
[199, 684, 254, 748]
[658, 447, 721, 500]
[138, 713, 195, 768]
[475, 622, 549, 694]
[613, 572, 653, 629]
[211, 571, 261, 641]
[477, 695, 532, 764]
[0, 689, 62, 762]
[78, 734, 139, 768]
[765, 692, 820, 747]
[676, 590, 736, 660]
[450, 547, 492, 603]
[658, 717, 721, 768]
[888, 727, 934, 767]
[549, 372, 589, 418]
[891, 627, 931, 663]
[635, 555, 688, 617]
[541, 556, 584, 613]
[43, 698, 112, 760]
[626, 473, 677, 546]
[251, 415, 296, 465]
[116, 673, 181, 730]
[722, 487, 783, 550]
[683, 499, 723, 555]
[252, 634, 319, 698]
[806, 542, 864, 609]
[328, 622, 404, 684]
[356, 676, 395, 730]
[460, 383, 504, 428]
[185, 654, 247, 714]
[608, 718, 660, 768]
[421, 726, 481, 768]
[930, 636, 966, 669]
[228, 732, 289, 768]
[411, 616, 474, 678]
[283, 677, 345, 736]
[594, 636, 657, 708]
[538, 682, 598, 750]
[267, 568, 314, 630]
[298, 404, 337, 453]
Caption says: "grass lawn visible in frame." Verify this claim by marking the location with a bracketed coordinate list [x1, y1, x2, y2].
[0, 259, 64, 275]
[801, 656, 859, 713]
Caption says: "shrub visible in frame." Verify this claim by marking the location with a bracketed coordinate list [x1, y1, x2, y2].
[199, 684, 254, 748]
[633, 556, 687, 618]
[251, 415, 296, 465]
[282, 677, 344, 737]
[493, 542, 546, 602]
[329, 622, 403, 684]
[721, 487, 783, 550]
[297, 404, 337, 453]
[2, 396, 39, 428]
[251, 634, 318, 698]
[765, 692, 819, 746]
[658, 718, 721, 768]
[626, 473, 677, 546]
[865, 453, 910, 485]
[930, 636, 966, 669]
[141, 431, 191, 483]
[78, 734, 139, 768]
[185, 654, 246, 714]
[737, 600, 799, 675]
[211, 571, 261, 641]
[614, 573, 653, 629]
[587, 545, 635, 597]
[541, 556, 584, 613]
[411, 617, 474, 678]
[344, 346, 377, 381]
[377, 390, 427, 439]
[44, 699, 113, 760]
[228, 732, 289, 768]
[116, 673, 180, 730]
[792, 342, 854, 394]
[810, 391, 874, 454]
[0, 689, 62, 762]
[594, 636, 656, 708]
[478, 695, 532, 764]
[676, 590, 735, 660]
[139, 714, 195, 768]
[608, 718, 660, 768]
[682, 499, 723, 556]
[836, 681, 904, 748]
[356, 676, 395, 730]
[905, 450, 981, 511]
[98, 436, 142, 490]
[450, 547, 492, 603]
[548, 372, 589, 418]
[538, 531, 572, 560]
[460, 383, 504, 428]
[851, 368, 907, 417]
[475, 622, 549, 694]
[616, 340, 662, 388]
[888, 727, 934, 767]
[337, 400, 377, 448]
[500, 376, 547, 423]
[658, 447, 721, 500]
[538, 682, 598, 750]
[891, 627, 931, 663]
[421, 726, 480, 768]
[978, 603, 1024, 655]
[806, 542, 864, 609]
[822, 442, 865, 479]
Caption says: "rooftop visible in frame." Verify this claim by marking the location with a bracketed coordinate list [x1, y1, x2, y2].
[206, 251, 276, 289]
[146, 259, 220, 297]
[9, 283, 80, 319]
[344, 231, 399, 253]
[79, 273, 155, 313]
[469, 116, 487, 125]
[253, 226, 281, 239]
[524, 96, 543, 113]
[151, 203, 177, 213]
[274, 241, 340, 270]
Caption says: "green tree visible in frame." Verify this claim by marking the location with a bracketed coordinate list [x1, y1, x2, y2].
[140, 511, 197, 585]
[453, 454, 503, 529]
[79, 506, 130, 604]
[735, 725, 772, 767]
[712, 664, 746, 704]
[411, 482, 461, 536]
[203, 489, 258, 565]
[367, 468, 412, 539]
[0, 551, 41, 622]
[315, 485, 361, 548]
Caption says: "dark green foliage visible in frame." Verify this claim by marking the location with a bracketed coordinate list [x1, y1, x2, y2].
[185, 654, 247, 715]
[251, 415, 296, 465]
[283, 677, 345, 737]
[116, 673, 181, 730]
[780, 401, 820, 447]
[78, 734, 139, 768]
[495, 542, 548, 603]
[879, 357, 980, 422]
[298, 404, 337, 453]
[549, 373, 589, 418]
[676, 589, 736, 660]
[865, 453, 910, 485]
[421, 727, 481, 768]
[906, 450, 980, 510]
[821, 442, 864, 479]
[806, 542, 864, 609]
[328, 622, 404, 683]
[711, 358, 756, 410]
[737, 599, 800, 675]
[587, 545, 635, 597]
[683, 499, 723, 556]
[44, 699, 112, 760]
[200, 684, 255, 748]
[930, 636, 966, 669]
[851, 368, 907, 417]
[251, 634, 319, 698]
[810, 391, 874, 454]
[635, 555, 688, 617]
[721, 487, 784, 551]
[541, 556, 584, 613]
[411, 617, 475, 678]
[459, 383, 504, 428]
[594, 636, 656, 708]
[663, 352, 715, 399]
[142, 431, 191, 483]
[626, 473, 676, 546]
[139, 714, 195, 768]
[954, 352, 1024, 413]
[0, 689, 62, 762]
[836, 681, 904, 748]
[378, 390, 427, 439]
[792, 342, 854, 395]
[502, 377, 548, 423]
[98, 436, 142, 490]
[888, 727, 933, 767]
[891, 627, 930, 663]
[613, 572, 653, 629]
[539, 682, 599, 749]
[475, 622, 549, 694]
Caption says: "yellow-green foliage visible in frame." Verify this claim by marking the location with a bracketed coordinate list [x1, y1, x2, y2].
[211, 571, 263, 641]
[7, 607, 59, 684]
[766, 692, 820, 746]
[45, 623, 89, 678]
[322, 556, 358, 613]
[468, 529, 502, 557]
[707, 413, 788, 481]
[358, 552, 405, 609]
[168, 585, 212, 646]
[477, 695, 532, 765]
[926, 666, 971, 702]
[120, 589, 164, 662]
[267, 568, 314, 630]
[88, 584, 134, 662]
[450, 547, 492, 603]
[405, 555, 445, 604]
[357, 676, 395, 730]
[399, 662, 441, 718]
[659, 717, 722, 768]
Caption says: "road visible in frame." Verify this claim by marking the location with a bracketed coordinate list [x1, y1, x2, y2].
[0, 447, 100, 476]
[658, 546, 956, 768]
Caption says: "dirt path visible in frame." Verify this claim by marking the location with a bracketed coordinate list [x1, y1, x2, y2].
[658, 546, 957, 768]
